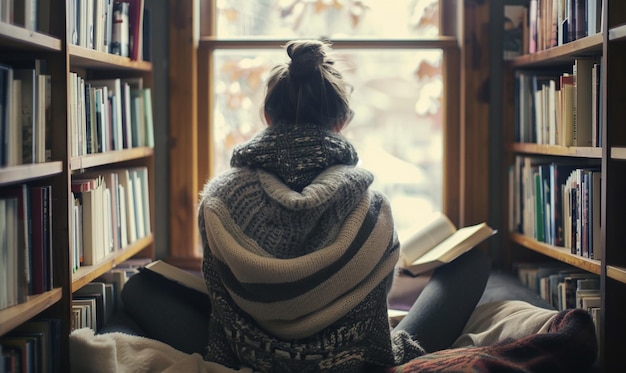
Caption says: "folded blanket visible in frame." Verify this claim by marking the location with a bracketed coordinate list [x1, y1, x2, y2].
[380, 307, 597, 373]
[69, 328, 252, 373]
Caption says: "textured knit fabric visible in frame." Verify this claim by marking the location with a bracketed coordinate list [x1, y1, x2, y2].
[230, 121, 359, 193]
[199, 124, 425, 372]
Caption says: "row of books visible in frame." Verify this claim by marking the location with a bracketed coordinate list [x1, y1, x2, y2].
[0, 318, 61, 373]
[515, 262, 601, 341]
[514, 58, 602, 147]
[0, 60, 51, 168]
[68, 74, 154, 156]
[72, 282, 115, 333]
[68, 0, 147, 60]
[0, 0, 50, 33]
[1, 258, 150, 372]
[0, 185, 53, 311]
[71, 167, 151, 270]
[72, 257, 153, 332]
[509, 156, 601, 259]
[528, 0, 603, 54]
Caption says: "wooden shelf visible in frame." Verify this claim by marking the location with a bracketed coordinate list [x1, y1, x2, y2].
[607, 266, 626, 283]
[71, 235, 154, 292]
[0, 288, 63, 336]
[70, 147, 154, 171]
[69, 45, 152, 71]
[199, 36, 460, 50]
[609, 24, 626, 41]
[0, 21, 62, 51]
[610, 147, 626, 160]
[510, 233, 601, 275]
[510, 143, 603, 158]
[0, 162, 64, 186]
[506, 33, 603, 68]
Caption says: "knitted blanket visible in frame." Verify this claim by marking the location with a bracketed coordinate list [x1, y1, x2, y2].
[381, 307, 598, 373]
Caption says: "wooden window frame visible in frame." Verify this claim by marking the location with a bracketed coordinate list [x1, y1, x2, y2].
[167, 0, 490, 269]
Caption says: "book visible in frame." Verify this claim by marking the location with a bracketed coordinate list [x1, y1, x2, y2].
[13, 67, 36, 164]
[142, 260, 207, 295]
[73, 292, 104, 331]
[32, 73, 48, 162]
[573, 58, 595, 147]
[128, 0, 144, 60]
[0, 336, 35, 372]
[116, 169, 136, 243]
[11, 319, 57, 373]
[398, 212, 497, 275]
[111, 0, 130, 57]
[88, 78, 123, 151]
[0, 185, 30, 304]
[29, 186, 46, 295]
[13, 0, 37, 30]
[8, 77, 22, 166]
[143, 88, 154, 147]
[72, 176, 106, 265]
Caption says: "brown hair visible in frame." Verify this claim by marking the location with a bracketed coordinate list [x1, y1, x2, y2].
[263, 40, 353, 130]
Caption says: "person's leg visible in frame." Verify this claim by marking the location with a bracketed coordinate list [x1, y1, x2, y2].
[121, 269, 212, 355]
[394, 248, 491, 353]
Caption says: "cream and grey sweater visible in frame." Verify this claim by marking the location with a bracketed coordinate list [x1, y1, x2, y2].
[198, 123, 425, 372]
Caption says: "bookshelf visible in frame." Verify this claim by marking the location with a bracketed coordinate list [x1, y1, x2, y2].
[0, 0, 155, 370]
[502, 0, 626, 369]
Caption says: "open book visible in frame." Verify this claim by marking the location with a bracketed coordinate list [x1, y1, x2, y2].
[399, 212, 497, 275]
[142, 260, 208, 295]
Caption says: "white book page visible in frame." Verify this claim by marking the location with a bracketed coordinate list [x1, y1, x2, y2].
[410, 223, 494, 266]
[400, 212, 457, 266]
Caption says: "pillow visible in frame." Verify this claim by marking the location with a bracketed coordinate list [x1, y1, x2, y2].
[452, 300, 558, 348]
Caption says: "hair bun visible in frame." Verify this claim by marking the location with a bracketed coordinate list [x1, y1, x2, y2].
[287, 40, 327, 78]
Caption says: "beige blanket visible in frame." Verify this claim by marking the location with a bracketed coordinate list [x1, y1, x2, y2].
[70, 328, 252, 373]
[452, 300, 558, 348]
[70, 300, 557, 372]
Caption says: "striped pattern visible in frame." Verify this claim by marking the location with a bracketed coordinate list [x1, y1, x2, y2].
[201, 166, 398, 338]
[198, 126, 425, 371]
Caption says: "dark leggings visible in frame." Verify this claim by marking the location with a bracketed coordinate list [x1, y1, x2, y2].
[394, 248, 491, 352]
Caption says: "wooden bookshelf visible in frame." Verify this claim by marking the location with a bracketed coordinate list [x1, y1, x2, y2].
[502, 1, 626, 370]
[0, 1, 155, 371]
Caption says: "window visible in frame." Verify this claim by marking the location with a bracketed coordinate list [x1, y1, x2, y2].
[198, 0, 459, 251]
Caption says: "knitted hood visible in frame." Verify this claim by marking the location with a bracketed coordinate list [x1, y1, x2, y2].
[230, 122, 359, 192]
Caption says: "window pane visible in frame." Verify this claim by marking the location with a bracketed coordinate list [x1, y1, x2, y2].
[215, 0, 439, 38]
[212, 49, 443, 238]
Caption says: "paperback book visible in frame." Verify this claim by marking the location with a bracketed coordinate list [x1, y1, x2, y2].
[399, 212, 497, 275]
